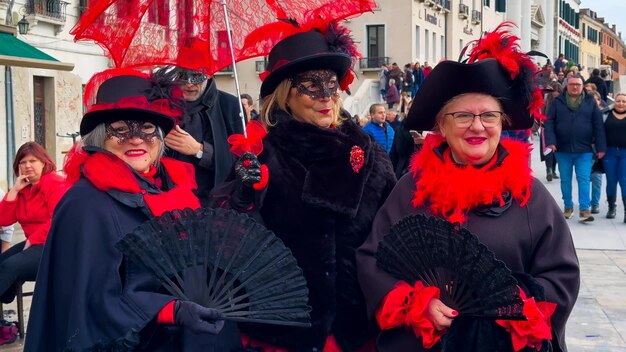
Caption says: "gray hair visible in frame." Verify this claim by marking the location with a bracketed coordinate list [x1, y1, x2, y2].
[80, 123, 166, 167]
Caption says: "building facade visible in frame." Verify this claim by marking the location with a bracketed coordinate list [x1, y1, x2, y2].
[579, 9, 602, 76]
[599, 23, 626, 81]
[554, 0, 581, 65]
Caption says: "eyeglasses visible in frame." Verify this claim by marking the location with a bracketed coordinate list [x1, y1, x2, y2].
[444, 111, 503, 128]
[175, 70, 208, 85]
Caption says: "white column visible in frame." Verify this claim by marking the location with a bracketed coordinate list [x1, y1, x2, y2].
[545, 0, 556, 61]
[507, 0, 523, 39]
[537, 0, 548, 57]
[520, 0, 532, 52]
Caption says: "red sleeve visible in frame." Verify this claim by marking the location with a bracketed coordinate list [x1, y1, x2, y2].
[0, 193, 19, 227]
[375, 280, 443, 349]
[27, 175, 69, 245]
[157, 300, 176, 324]
[496, 290, 557, 351]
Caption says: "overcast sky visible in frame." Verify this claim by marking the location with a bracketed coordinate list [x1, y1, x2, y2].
[579, 0, 626, 40]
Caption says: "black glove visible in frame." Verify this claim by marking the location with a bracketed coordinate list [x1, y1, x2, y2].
[174, 300, 225, 335]
[231, 152, 262, 210]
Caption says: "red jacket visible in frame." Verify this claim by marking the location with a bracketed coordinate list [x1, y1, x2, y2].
[0, 172, 69, 245]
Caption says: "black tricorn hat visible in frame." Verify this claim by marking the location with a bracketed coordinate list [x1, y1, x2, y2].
[81, 73, 179, 136]
[406, 22, 541, 132]
[260, 30, 352, 98]
[406, 59, 532, 131]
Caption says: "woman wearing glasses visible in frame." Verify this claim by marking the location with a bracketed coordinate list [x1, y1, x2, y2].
[357, 23, 579, 352]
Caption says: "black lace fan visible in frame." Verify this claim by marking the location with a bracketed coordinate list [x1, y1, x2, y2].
[376, 214, 524, 319]
[115, 207, 311, 327]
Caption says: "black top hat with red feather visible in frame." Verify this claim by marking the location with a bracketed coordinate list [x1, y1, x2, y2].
[406, 22, 545, 131]
[80, 69, 182, 136]
[259, 21, 359, 98]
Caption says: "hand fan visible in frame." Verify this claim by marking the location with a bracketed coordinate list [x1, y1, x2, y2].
[116, 207, 311, 327]
[376, 214, 524, 319]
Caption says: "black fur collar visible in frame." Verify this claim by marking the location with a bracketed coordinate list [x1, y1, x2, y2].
[266, 110, 374, 216]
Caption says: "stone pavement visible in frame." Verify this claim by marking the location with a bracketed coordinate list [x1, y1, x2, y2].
[1, 137, 625, 351]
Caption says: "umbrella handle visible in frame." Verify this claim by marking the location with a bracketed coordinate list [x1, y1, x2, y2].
[220, 0, 247, 137]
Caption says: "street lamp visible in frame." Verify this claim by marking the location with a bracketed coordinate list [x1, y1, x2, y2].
[17, 15, 29, 35]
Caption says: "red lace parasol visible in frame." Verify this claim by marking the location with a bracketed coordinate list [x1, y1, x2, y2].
[71, 0, 377, 75]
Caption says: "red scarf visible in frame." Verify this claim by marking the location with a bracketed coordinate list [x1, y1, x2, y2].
[409, 134, 532, 223]
[65, 147, 200, 216]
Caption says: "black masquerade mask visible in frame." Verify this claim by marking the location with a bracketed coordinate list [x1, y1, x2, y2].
[290, 70, 339, 100]
[175, 70, 208, 85]
[106, 120, 159, 144]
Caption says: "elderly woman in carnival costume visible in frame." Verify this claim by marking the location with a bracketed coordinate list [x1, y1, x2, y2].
[212, 21, 396, 351]
[25, 69, 242, 351]
[357, 23, 579, 352]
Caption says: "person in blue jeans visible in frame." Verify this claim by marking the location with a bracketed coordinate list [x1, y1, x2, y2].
[602, 93, 626, 221]
[589, 90, 608, 214]
[553, 152, 594, 219]
[544, 75, 607, 222]
[590, 171, 603, 214]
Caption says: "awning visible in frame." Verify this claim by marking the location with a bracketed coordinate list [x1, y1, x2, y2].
[0, 32, 74, 71]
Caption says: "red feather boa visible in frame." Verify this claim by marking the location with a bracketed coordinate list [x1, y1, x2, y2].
[409, 134, 532, 223]
[64, 145, 199, 216]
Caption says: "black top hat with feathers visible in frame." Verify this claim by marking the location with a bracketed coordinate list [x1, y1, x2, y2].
[259, 21, 359, 98]
[81, 69, 182, 136]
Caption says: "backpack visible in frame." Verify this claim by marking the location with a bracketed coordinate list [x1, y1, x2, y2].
[0, 320, 18, 345]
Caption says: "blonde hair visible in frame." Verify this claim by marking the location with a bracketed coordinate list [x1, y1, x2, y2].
[260, 78, 345, 128]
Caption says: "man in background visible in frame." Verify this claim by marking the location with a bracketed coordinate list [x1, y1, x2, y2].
[240, 93, 260, 122]
[363, 103, 395, 155]
[544, 74, 606, 222]
[160, 67, 243, 206]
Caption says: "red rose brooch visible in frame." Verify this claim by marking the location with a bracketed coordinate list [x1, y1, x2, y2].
[350, 145, 365, 173]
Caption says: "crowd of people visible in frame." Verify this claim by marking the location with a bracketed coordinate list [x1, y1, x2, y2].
[5, 20, 624, 352]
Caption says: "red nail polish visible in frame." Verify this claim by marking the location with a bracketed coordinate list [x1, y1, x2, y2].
[451, 310, 459, 316]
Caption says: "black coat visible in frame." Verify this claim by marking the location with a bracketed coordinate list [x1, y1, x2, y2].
[25, 172, 241, 351]
[167, 79, 244, 207]
[237, 111, 396, 350]
[357, 153, 580, 352]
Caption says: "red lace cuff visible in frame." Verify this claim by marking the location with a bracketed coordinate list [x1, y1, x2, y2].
[157, 300, 176, 324]
[375, 281, 443, 348]
[496, 290, 557, 351]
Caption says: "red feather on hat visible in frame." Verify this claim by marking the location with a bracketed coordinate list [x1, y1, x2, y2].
[466, 21, 546, 121]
